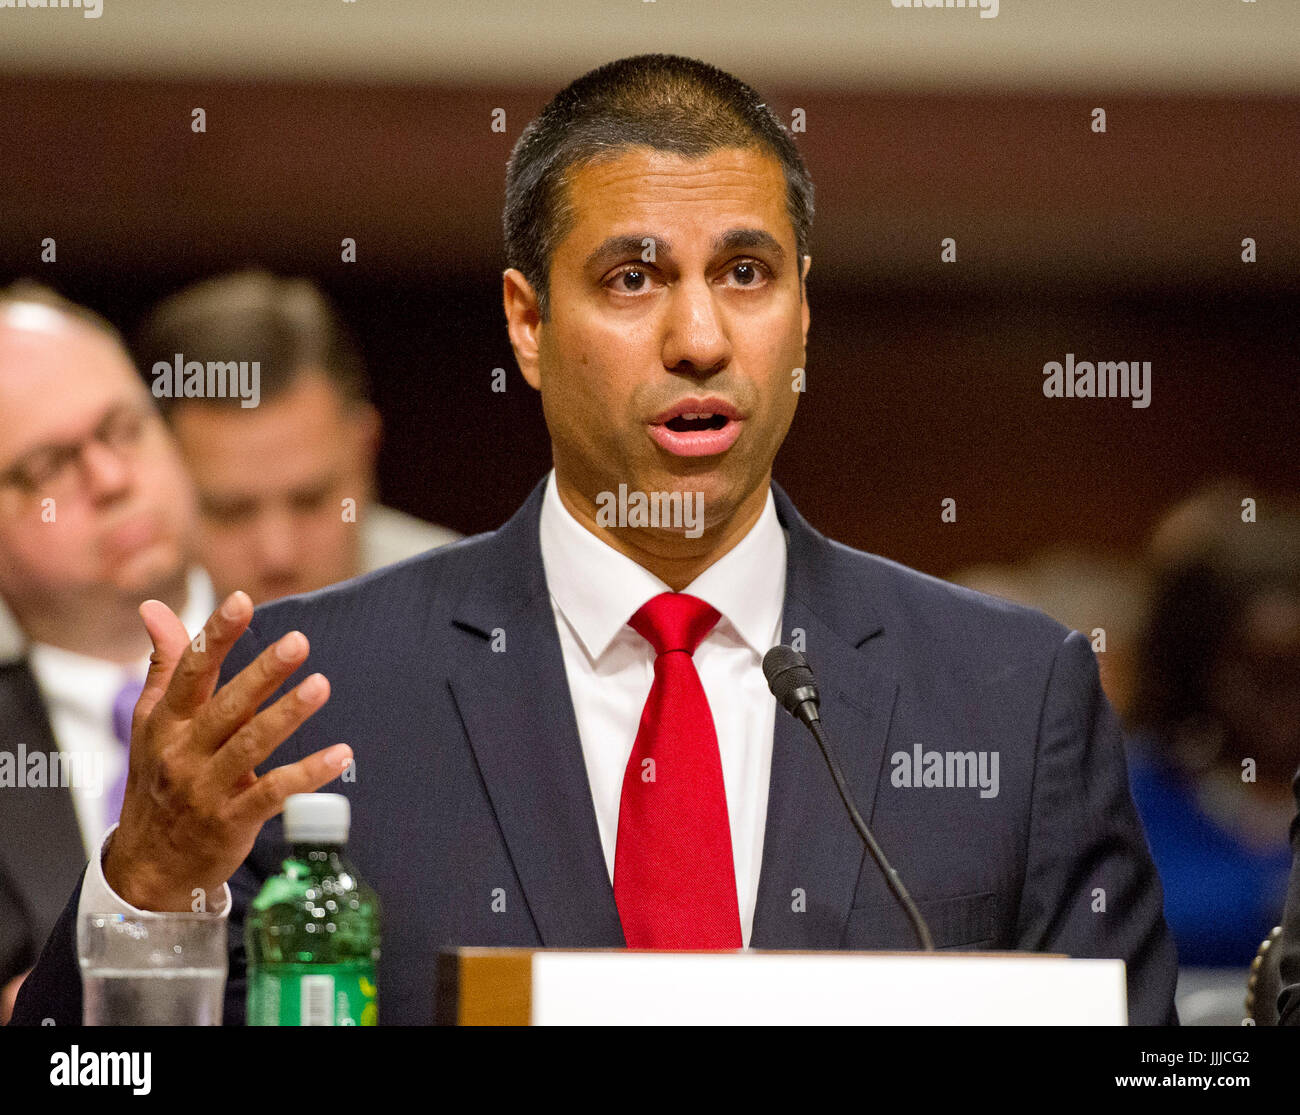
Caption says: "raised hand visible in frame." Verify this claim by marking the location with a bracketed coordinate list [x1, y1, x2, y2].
[103, 590, 352, 912]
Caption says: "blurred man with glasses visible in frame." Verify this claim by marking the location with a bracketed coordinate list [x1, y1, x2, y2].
[0, 282, 212, 1021]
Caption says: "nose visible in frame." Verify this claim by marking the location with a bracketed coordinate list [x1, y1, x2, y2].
[79, 438, 133, 503]
[251, 508, 300, 576]
[661, 273, 730, 377]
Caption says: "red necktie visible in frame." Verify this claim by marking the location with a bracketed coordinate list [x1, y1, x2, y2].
[614, 592, 742, 949]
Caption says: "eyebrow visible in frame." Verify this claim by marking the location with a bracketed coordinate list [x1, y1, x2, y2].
[583, 228, 787, 273]
[200, 473, 338, 506]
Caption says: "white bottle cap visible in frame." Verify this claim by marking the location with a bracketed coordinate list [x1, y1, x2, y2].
[283, 793, 350, 843]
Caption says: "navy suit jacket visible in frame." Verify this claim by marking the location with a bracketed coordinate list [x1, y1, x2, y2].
[11, 479, 1178, 1025]
[0, 662, 89, 988]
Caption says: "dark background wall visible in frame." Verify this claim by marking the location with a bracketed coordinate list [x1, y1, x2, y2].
[1, 75, 1295, 576]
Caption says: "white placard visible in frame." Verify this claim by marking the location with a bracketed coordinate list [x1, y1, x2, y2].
[529, 952, 1126, 1025]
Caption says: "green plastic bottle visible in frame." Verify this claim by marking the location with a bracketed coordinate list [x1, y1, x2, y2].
[245, 793, 381, 1026]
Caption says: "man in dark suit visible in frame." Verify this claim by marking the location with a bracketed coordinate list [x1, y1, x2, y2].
[11, 52, 1178, 1026]
[0, 285, 211, 1022]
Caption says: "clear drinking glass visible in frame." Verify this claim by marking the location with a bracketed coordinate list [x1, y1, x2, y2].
[79, 912, 227, 1025]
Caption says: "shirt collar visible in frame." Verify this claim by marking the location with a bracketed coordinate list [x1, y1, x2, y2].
[26, 564, 216, 696]
[538, 469, 786, 662]
[1, 565, 215, 668]
[179, 564, 216, 639]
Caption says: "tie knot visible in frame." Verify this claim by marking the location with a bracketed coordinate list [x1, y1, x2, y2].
[629, 592, 721, 657]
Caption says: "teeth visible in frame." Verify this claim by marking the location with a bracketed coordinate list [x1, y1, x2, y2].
[681, 412, 715, 420]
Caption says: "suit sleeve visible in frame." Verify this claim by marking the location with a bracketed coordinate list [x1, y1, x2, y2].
[8, 870, 84, 1025]
[1013, 629, 1180, 1025]
[7, 624, 271, 1027]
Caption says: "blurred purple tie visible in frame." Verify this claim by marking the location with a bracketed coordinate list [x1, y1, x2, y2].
[104, 674, 144, 829]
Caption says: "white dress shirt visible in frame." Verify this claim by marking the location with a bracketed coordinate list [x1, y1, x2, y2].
[539, 470, 786, 947]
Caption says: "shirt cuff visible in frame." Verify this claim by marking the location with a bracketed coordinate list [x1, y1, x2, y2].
[76, 823, 232, 947]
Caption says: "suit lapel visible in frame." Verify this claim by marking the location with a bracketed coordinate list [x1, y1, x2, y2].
[446, 480, 625, 948]
[751, 485, 900, 949]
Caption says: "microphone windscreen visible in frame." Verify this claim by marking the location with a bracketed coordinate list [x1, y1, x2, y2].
[762, 645, 816, 708]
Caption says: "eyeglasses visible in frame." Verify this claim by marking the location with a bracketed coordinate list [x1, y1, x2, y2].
[0, 402, 159, 497]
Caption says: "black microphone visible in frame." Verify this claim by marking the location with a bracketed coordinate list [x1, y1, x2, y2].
[762, 645, 934, 951]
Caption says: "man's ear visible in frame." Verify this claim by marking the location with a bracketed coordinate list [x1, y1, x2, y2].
[800, 255, 812, 343]
[503, 268, 543, 392]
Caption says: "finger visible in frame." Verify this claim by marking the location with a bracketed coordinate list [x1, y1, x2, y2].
[228, 743, 354, 829]
[190, 629, 312, 753]
[205, 671, 331, 787]
[158, 591, 254, 720]
[134, 599, 191, 730]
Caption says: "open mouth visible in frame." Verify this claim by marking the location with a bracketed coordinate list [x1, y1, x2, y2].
[664, 412, 730, 434]
[648, 400, 743, 458]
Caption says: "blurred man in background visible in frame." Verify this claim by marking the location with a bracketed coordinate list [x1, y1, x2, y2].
[950, 548, 1150, 722]
[134, 270, 460, 606]
[1127, 480, 1300, 970]
[0, 282, 212, 1022]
